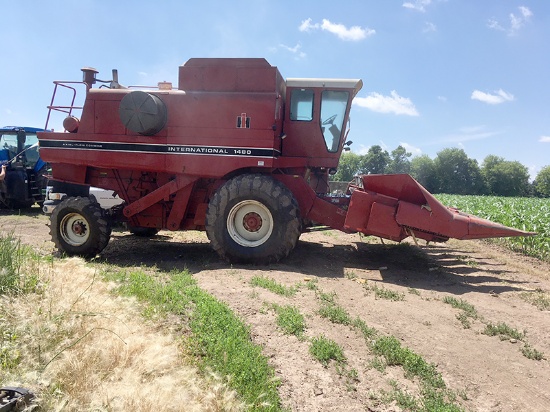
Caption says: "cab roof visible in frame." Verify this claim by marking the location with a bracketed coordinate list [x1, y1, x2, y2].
[286, 78, 363, 97]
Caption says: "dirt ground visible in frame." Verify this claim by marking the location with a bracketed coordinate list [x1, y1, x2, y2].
[1, 207, 549, 411]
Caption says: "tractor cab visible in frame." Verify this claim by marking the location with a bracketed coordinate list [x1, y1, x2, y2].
[282, 78, 362, 167]
[0, 126, 49, 208]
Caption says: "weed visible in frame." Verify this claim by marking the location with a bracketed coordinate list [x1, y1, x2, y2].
[520, 289, 550, 311]
[303, 277, 318, 291]
[521, 344, 545, 361]
[309, 335, 346, 366]
[442, 296, 477, 319]
[344, 270, 357, 280]
[456, 312, 471, 329]
[351, 318, 377, 341]
[368, 357, 387, 373]
[369, 284, 405, 301]
[272, 304, 306, 338]
[250, 276, 298, 297]
[408, 288, 421, 296]
[371, 336, 445, 389]
[317, 290, 336, 304]
[318, 302, 352, 325]
[482, 322, 524, 341]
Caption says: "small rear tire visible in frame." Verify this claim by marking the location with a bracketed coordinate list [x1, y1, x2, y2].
[206, 174, 301, 264]
[50, 196, 111, 258]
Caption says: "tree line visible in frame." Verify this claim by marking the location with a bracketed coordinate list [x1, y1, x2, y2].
[333, 145, 550, 198]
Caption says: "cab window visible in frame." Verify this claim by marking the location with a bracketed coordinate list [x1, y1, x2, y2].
[290, 89, 314, 121]
[320, 90, 349, 152]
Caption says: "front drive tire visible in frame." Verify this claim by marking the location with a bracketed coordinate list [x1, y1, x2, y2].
[206, 174, 301, 264]
[50, 197, 111, 258]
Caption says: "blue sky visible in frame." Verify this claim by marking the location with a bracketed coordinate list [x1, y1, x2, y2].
[2, 0, 548, 179]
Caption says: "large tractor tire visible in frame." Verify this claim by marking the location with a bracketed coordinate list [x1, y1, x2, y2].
[50, 197, 111, 258]
[205, 174, 301, 264]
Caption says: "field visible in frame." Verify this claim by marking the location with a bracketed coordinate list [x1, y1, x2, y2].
[1, 202, 550, 411]
[437, 194, 550, 261]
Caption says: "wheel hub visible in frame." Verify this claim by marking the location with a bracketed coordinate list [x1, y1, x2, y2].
[242, 212, 262, 232]
[71, 220, 87, 235]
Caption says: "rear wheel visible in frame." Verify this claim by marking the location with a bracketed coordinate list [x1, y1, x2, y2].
[206, 174, 301, 264]
[50, 197, 111, 258]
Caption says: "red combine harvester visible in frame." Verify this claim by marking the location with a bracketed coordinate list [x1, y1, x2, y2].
[38, 58, 533, 263]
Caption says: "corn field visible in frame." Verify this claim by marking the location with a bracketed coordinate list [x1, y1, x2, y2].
[436, 195, 550, 262]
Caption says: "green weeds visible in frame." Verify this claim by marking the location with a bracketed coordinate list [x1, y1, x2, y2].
[442, 296, 478, 329]
[309, 335, 345, 366]
[250, 275, 298, 297]
[271, 304, 306, 338]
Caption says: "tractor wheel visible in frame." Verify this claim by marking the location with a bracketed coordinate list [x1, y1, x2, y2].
[50, 197, 111, 258]
[205, 174, 301, 264]
[128, 225, 160, 237]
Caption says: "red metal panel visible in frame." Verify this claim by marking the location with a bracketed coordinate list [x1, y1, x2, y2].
[366, 202, 404, 241]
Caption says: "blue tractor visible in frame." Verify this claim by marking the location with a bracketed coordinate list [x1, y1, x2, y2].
[0, 126, 49, 208]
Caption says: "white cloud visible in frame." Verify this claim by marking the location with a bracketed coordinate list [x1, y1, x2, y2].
[471, 89, 514, 105]
[439, 125, 500, 144]
[299, 18, 374, 41]
[539, 136, 550, 143]
[400, 142, 422, 156]
[403, 0, 432, 12]
[354, 91, 419, 116]
[488, 6, 532, 36]
[278, 43, 306, 59]
[423, 22, 437, 32]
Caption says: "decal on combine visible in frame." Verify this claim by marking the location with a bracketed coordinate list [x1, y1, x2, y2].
[236, 113, 250, 128]
[40, 140, 278, 158]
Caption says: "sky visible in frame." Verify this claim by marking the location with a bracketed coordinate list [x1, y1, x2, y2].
[1, 0, 549, 180]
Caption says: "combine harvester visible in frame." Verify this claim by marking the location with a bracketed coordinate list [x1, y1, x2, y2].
[38, 58, 533, 262]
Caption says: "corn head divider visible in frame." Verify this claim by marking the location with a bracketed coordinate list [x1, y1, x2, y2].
[38, 58, 534, 263]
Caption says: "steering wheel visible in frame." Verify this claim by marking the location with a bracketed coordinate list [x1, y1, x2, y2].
[322, 114, 337, 125]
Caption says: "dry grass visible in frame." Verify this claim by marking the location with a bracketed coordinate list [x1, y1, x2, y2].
[1, 257, 244, 411]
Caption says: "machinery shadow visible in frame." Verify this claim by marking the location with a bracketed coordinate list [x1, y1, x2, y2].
[100, 232, 531, 296]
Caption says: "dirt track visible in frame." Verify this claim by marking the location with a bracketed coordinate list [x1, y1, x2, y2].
[1, 207, 549, 411]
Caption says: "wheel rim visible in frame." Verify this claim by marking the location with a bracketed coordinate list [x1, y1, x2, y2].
[227, 200, 273, 247]
[60, 212, 90, 246]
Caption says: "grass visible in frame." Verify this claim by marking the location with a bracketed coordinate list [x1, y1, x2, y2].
[309, 335, 346, 366]
[104, 267, 282, 410]
[250, 275, 298, 297]
[0, 233, 42, 373]
[0, 232, 41, 295]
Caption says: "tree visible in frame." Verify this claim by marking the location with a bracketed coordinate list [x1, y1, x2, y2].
[410, 154, 438, 193]
[387, 145, 412, 174]
[434, 148, 486, 195]
[482, 155, 530, 197]
[534, 165, 550, 197]
[361, 145, 390, 175]
[334, 152, 362, 181]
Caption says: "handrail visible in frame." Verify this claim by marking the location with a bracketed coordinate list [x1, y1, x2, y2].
[44, 81, 86, 131]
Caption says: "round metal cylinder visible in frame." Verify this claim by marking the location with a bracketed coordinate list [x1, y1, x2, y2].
[119, 91, 167, 136]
